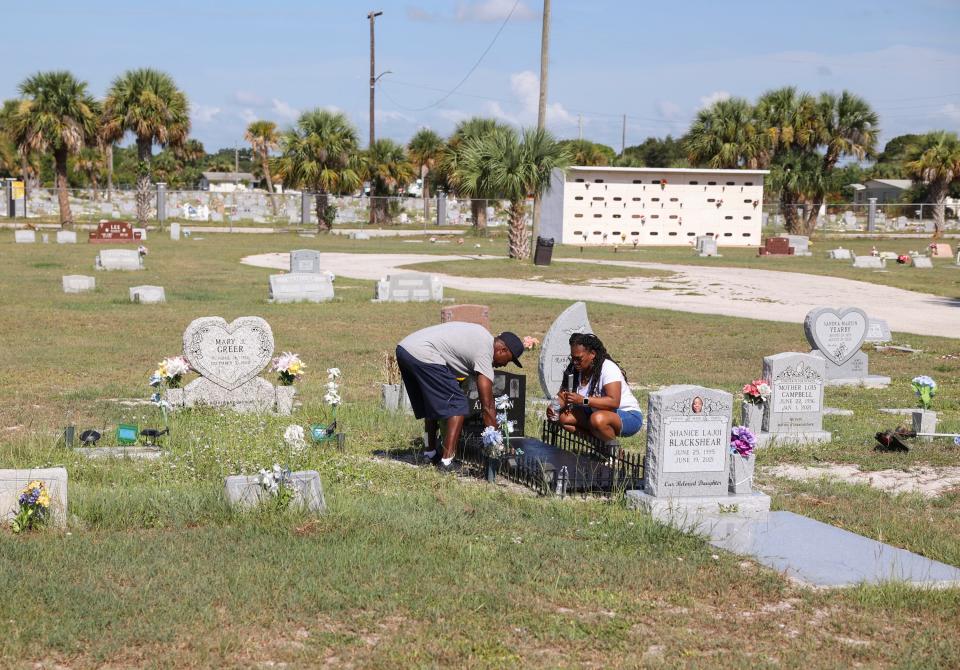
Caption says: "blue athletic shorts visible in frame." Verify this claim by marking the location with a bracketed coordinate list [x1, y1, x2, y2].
[395, 345, 471, 420]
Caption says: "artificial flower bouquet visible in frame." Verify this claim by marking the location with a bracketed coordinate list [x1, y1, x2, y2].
[150, 356, 192, 389]
[911, 376, 936, 410]
[730, 426, 757, 459]
[11, 480, 50, 533]
[272, 352, 306, 386]
[741, 379, 771, 405]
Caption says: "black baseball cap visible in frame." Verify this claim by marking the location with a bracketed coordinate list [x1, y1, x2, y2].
[498, 331, 524, 368]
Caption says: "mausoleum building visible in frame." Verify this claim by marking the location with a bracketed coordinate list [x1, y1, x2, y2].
[541, 166, 768, 247]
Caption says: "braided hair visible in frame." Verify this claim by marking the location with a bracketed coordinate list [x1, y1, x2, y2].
[563, 333, 628, 398]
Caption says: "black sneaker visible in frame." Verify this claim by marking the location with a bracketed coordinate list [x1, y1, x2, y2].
[422, 450, 442, 465]
[435, 460, 460, 474]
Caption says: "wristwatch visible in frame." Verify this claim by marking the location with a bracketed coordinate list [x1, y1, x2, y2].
[582, 396, 590, 407]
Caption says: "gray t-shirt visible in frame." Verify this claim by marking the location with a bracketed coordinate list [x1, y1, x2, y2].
[399, 322, 495, 381]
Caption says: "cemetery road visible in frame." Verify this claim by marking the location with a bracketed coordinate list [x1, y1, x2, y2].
[241, 253, 960, 339]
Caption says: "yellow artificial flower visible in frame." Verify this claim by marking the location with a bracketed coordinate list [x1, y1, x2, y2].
[288, 362, 302, 375]
[37, 491, 50, 508]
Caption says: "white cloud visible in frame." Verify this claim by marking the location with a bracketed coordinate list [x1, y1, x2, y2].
[233, 90, 266, 106]
[699, 90, 731, 109]
[406, 6, 437, 22]
[238, 108, 258, 124]
[656, 100, 683, 121]
[192, 104, 221, 124]
[509, 70, 575, 125]
[455, 0, 535, 22]
[377, 109, 416, 123]
[940, 103, 960, 124]
[484, 100, 521, 126]
[271, 98, 300, 122]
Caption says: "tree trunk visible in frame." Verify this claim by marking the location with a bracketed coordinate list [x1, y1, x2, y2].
[260, 152, 278, 217]
[507, 199, 530, 259]
[135, 137, 152, 226]
[471, 198, 487, 231]
[54, 148, 73, 228]
[106, 144, 113, 202]
[315, 190, 331, 232]
[90, 172, 99, 201]
[421, 165, 431, 223]
[930, 179, 948, 238]
[800, 197, 821, 236]
[780, 190, 802, 234]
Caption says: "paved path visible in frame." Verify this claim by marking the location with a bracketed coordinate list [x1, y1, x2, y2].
[241, 252, 960, 339]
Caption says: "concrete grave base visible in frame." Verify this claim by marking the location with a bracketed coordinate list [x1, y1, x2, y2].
[224, 470, 326, 512]
[626, 490, 771, 529]
[824, 375, 890, 388]
[879, 408, 917, 416]
[755, 430, 832, 447]
[823, 407, 854, 416]
[0, 467, 68, 528]
[75, 446, 162, 460]
[167, 377, 294, 415]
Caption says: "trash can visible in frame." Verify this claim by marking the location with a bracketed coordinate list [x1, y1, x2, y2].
[534, 236, 555, 266]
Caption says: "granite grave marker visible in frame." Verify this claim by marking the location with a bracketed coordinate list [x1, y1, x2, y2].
[129, 285, 166, 304]
[440, 304, 491, 331]
[804, 306, 890, 387]
[269, 273, 334, 303]
[538, 302, 592, 399]
[289, 249, 322, 274]
[374, 273, 443, 302]
[62, 275, 95, 293]
[95, 248, 143, 271]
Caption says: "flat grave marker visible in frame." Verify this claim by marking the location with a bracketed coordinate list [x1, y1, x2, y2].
[62, 275, 95, 294]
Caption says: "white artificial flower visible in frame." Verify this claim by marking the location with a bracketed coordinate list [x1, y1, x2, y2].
[284, 425, 306, 450]
[327, 368, 341, 380]
[326, 381, 339, 392]
[494, 394, 513, 411]
[164, 356, 191, 377]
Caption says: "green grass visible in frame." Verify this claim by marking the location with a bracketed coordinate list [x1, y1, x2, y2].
[0, 230, 958, 667]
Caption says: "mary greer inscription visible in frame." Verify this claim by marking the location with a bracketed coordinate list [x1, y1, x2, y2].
[183, 317, 275, 391]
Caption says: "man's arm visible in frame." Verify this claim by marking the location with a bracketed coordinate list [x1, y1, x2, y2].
[476, 373, 497, 428]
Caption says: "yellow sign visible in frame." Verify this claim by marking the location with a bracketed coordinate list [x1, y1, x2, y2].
[11, 181, 24, 200]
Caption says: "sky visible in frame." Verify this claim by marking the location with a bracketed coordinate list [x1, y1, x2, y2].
[1, 0, 958, 154]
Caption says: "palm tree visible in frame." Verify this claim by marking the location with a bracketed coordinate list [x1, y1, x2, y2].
[272, 109, 362, 232]
[685, 98, 765, 169]
[74, 146, 105, 199]
[559, 139, 610, 166]
[10, 71, 99, 227]
[245, 120, 280, 215]
[177, 138, 206, 164]
[407, 127, 444, 221]
[460, 127, 569, 259]
[905, 131, 960, 236]
[101, 69, 190, 226]
[0, 100, 19, 177]
[365, 138, 416, 225]
[441, 116, 511, 230]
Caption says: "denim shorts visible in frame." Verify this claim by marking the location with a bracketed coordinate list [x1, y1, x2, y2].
[582, 407, 644, 437]
[616, 409, 644, 437]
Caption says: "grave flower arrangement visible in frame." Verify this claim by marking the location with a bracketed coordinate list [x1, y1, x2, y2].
[730, 426, 757, 458]
[522, 336, 540, 350]
[741, 379, 771, 405]
[911, 376, 936, 410]
[729, 426, 757, 494]
[271, 352, 305, 386]
[11, 480, 50, 533]
[255, 464, 294, 511]
[324, 368, 341, 406]
[481, 394, 514, 459]
[897, 254, 911, 265]
[151, 356, 192, 389]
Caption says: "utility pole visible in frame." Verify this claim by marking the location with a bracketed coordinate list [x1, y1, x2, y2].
[368, 10, 382, 150]
[621, 114, 626, 154]
[530, 0, 551, 258]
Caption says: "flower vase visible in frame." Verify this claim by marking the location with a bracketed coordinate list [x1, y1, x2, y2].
[729, 453, 755, 494]
[486, 457, 499, 483]
[912, 409, 937, 443]
[275, 385, 296, 415]
[741, 401, 764, 432]
[381, 384, 401, 411]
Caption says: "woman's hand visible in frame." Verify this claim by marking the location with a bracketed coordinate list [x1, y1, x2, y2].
[559, 391, 584, 407]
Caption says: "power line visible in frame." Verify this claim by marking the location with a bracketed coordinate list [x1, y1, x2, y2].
[381, 0, 521, 112]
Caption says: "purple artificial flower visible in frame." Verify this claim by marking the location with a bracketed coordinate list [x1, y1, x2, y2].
[730, 426, 756, 458]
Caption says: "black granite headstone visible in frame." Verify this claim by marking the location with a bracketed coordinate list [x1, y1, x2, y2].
[463, 371, 526, 438]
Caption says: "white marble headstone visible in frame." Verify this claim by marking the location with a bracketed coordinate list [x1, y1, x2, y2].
[912, 256, 933, 269]
[538, 301, 593, 398]
[129, 285, 166, 304]
[289, 249, 322, 274]
[62, 275, 96, 293]
[183, 316, 274, 391]
[865, 319, 892, 344]
[762, 353, 825, 434]
[803, 307, 867, 366]
[56, 230, 77, 244]
[374, 274, 443, 302]
[96, 249, 143, 271]
[852, 256, 884, 269]
[170, 223, 181, 240]
[269, 273, 334, 303]
[14, 230, 36, 244]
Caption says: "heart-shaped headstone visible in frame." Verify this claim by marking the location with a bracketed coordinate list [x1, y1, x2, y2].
[803, 307, 867, 366]
[183, 317, 275, 391]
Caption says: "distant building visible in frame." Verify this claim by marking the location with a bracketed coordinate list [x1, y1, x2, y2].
[849, 178, 912, 205]
[199, 172, 257, 193]
[541, 166, 768, 247]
